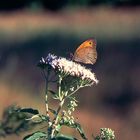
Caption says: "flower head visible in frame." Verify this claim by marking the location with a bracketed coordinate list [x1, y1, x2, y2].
[38, 53, 98, 85]
[100, 128, 115, 140]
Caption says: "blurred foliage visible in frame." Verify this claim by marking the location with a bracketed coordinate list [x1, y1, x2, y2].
[0, 0, 140, 11]
[0, 105, 41, 137]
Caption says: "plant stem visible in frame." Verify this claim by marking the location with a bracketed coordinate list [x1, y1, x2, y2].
[50, 74, 64, 139]
[43, 69, 50, 120]
[66, 83, 92, 99]
[43, 69, 53, 140]
[58, 75, 62, 100]
[51, 99, 65, 138]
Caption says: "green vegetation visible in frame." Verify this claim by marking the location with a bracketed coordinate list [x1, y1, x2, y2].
[0, 54, 115, 140]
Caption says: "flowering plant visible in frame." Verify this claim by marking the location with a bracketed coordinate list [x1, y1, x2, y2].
[37, 53, 98, 140]
[0, 53, 115, 140]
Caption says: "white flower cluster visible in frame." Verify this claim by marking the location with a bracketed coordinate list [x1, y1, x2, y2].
[100, 128, 115, 140]
[39, 54, 98, 84]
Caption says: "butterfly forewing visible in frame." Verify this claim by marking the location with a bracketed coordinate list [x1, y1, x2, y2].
[73, 39, 97, 65]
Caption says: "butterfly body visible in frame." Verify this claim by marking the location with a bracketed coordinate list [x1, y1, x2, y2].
[73, 39, 97, 65]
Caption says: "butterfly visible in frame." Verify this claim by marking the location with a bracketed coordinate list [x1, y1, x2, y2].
[73, 39, 97, 65]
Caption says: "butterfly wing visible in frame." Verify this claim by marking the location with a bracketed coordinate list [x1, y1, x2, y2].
[73, 47, 97, 64]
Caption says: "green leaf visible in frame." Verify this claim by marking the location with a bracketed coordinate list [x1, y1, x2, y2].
[75, 122, 87, 140]
[0, 105, 40, 136]
[52, 94, 59, 100]
[94, 136, 100, 140]
[55, 124, 61, 132]
[20, 108, 39, 115]
[26, 115, 43, 123]
[54, 134, 77, 140]
[49, 90, 59, 100]
[61, 121, 87, 140]
[23, 131, 47, 140]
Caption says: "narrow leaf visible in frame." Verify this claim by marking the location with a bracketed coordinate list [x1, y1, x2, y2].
[54, 134, 77, 140]
[48, 90, 57, 95]
[75, 122, 87, 140]
[20, 108, 39, 115]
[26, 115, 43, 123]
[61, 121, 87, 140]
[23, 131, 47, 140]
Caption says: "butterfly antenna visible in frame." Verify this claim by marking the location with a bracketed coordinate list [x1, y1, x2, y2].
[66, 52, 73, 60]
[70, 53, 74, 60]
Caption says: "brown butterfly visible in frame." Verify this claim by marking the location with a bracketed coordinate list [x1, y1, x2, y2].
[73, 39, 97, 65]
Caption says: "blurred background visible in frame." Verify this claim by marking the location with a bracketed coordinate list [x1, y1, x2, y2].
[0, 0, 140, 140]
